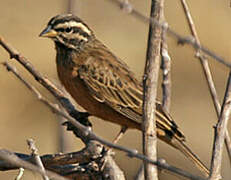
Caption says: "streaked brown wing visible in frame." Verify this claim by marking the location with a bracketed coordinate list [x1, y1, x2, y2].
[78, 54, 143, 119]
[78, 53, 185, 140]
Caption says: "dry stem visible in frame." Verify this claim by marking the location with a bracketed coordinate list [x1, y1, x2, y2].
[107, 0, 231, 68]
[209, 72, 231, 180]
[180, 0, 231, 175]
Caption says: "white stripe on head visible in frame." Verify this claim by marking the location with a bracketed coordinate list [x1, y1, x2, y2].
[54, 21, 91, 35]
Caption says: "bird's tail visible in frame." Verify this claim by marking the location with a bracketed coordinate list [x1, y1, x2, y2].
[169, 137, 210, 177]
[156, 103, 209, 177]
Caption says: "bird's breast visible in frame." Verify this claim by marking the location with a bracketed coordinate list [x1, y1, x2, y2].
[56, 63, 91, 109]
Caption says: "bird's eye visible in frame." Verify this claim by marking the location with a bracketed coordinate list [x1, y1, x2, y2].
[65, 27, 73, 33]
[56, 28, 64, 32]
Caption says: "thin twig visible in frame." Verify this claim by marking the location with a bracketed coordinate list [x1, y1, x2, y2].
[0, 36, 90, 129]
[161, 22, 171, 112]
[0, 35, 91, 136]
[15, 168, 24, 180]
[1, 62, 206, 180]
[27, 139, 49, 180]
[106, 0, 231, 68]
[0, 149, 68, 180]
[135, 165, 144, 180]
[209, 72, 231, 180]
[180, 0, 231, 163]
[2, 62, 90, 144]
[142, 0, 164, 179]
[67, 0, 76, 13]
[103, 155, 126, 180]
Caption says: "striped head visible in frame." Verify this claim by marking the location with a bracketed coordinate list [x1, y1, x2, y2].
[39, 14, 94, 50]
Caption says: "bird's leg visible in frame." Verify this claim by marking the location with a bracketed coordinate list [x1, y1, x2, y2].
[105, 126, 128, 154]
[100, 126, 128, 171]
[113, 126, 128, 144]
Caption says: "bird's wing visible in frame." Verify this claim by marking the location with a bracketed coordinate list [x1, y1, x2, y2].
[78, 54, 185, 140]
[78, 54, 143, 121]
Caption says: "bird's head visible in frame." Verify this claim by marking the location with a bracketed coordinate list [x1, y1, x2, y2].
[39, 14, 94, 50]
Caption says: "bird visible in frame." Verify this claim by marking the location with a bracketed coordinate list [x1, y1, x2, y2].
[39, 14, 209, 176]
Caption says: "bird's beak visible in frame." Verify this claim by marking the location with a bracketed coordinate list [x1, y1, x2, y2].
[39, 26, 57, 38]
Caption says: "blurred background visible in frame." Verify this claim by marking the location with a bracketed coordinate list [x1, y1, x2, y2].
[0, 0, 231, 179]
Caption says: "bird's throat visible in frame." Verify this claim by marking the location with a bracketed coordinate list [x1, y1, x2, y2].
[55, 42, 76, 69]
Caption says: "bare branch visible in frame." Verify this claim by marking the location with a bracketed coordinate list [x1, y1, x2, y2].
[2, 61, 91, 144]
[106, 0, 231, 68]
[180, 0, 231, 163]
[161, 22, 171, 112]
[0, 36, 91, 129]
[15, 168, 24, 180]
[0, 141, 104, 171]
[135, 165, 144, 180]
[0, 149, 68, 180]
[27, 139, 49, 180]
[1, 140, 125, 180]
[142, 0, 164, 179]
[209, 72, 231, 180]
[102, 155, 126, 180]
[67, 0, 76, 13]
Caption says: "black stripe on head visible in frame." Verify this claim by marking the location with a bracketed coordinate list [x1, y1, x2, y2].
[48, 14, 92, 34]
[72, 27, 91, 38]
[58, 33, 89, 49]
[48, 14, 81, 26]
[47, 14, 94, 49]
[54, 27, 91, 39]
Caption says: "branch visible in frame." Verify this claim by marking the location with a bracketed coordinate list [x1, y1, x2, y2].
[102, 155, 126, 180]
[209, 72, 231, 180]
[0, 36, 91, 130]
[1, 61, 91, 144]
[142, 0, 164, 179]
[27, 139, 49, 180]
[67, 0, 77, 13]
[15, 168, 24, 180]
[180, 0, 231, 163]
[0, 149, 68, 180]
[161, 23, 171, 112]
[0, 141, 104, 171]
[107, 0, 231, 68]
[0, 140, 125, 180]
